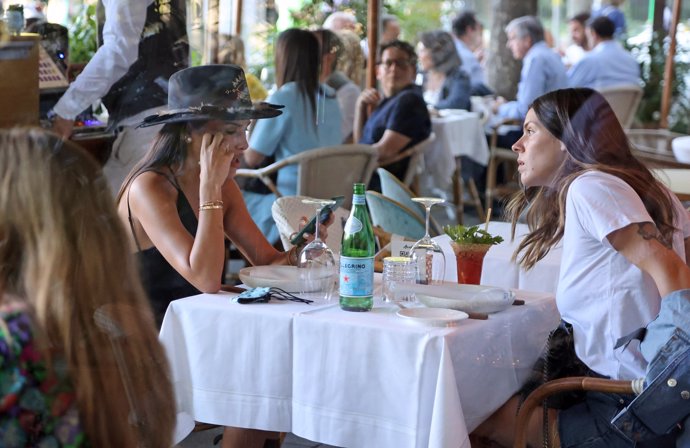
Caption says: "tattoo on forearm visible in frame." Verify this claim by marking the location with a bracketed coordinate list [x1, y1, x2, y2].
[637, 222, 672, 249]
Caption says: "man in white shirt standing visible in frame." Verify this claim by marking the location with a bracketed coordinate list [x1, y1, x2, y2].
[568, 16, 640, 89]
[451, 11, 493, 96]
[51, 0, 188, 195]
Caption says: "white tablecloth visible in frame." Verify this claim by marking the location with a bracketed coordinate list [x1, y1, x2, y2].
[437, 221, 563, 294]
[160, 286, 559, 448]
[424, 112, 490, 195]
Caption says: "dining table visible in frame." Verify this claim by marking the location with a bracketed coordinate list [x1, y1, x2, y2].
[159, 277, 559, 448]
[422, 111, 489, 197]
[436, 221, 563, 295]
[652, 168, 690, 202]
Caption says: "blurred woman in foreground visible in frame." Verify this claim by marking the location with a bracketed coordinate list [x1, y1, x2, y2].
[0, 128, 174, 446]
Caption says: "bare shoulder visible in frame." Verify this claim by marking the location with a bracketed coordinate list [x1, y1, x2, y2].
[128, 171, 178, 210]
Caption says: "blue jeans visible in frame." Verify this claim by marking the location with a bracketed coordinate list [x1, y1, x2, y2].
[611, 289, 690, 445]
[560, 289, 690, 447]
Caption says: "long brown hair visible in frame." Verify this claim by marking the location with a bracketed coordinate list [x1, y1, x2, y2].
[506, 88, 676, 269]
[0, 128, 175, 446]
[274, 28, 321, 120]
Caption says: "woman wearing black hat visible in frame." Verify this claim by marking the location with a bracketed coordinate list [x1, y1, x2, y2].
[116, 64, 297, 447]
[115, 64, 316, 322]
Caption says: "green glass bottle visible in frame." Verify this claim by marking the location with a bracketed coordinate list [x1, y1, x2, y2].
[339, 183, 375, 311]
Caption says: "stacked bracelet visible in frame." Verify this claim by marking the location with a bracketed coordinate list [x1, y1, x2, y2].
[199, 200, 224, 212]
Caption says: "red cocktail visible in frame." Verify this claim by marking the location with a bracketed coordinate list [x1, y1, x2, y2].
[451, 242, 492, 285]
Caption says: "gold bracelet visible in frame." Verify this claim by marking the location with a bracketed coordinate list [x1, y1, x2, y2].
[199, 200, 223, 212]
[199, 204, 224, 211]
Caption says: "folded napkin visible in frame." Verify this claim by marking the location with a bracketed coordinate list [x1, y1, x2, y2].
[390, 282, 515, 314]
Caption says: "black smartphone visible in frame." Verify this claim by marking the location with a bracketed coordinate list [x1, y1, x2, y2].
[290, 196, 345, 246]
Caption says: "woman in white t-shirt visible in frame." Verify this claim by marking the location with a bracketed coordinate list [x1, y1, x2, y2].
[473, 88, 690, 447]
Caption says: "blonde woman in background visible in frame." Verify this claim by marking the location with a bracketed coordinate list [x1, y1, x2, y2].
[0, 128, 175, 446]
[335, 29, 365, 88]
[218, 34, 268, 101]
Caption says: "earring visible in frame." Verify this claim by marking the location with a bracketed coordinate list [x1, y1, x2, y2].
[184, 134, 192, 144]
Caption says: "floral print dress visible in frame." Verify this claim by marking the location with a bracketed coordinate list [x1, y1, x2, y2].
[0, 309, 87, 447]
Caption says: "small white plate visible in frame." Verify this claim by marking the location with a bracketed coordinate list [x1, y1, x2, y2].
[396, 307, 468, 327]
[239, 265, 317, 292]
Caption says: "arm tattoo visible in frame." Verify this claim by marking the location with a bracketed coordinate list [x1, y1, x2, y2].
[637, 222, 672, 249]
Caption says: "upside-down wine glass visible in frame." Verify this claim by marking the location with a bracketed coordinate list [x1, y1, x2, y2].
[298, 198, 337, 301]
[410, 197, 446, 284]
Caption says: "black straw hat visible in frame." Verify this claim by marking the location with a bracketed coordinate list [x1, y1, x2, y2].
[138, 64, 283, 127]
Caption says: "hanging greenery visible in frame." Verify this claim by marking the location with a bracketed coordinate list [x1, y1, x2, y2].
[67, 3, 98, 64]
[629, 31, 690, 133]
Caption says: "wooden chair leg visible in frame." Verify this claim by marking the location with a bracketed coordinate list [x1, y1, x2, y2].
[468, 178, 485, 221]
[452, 161, 465, 225]
[485, 156, 498, 213]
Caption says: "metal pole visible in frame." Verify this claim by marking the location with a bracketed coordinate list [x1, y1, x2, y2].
[234, 0, 243, 36]
[366, 0, 379, 89]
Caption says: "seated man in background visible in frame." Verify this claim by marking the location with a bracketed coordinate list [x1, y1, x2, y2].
[354, 40, 431, 191]
[451, 11, 493, 96]
[492, 16, 567, 148]
[568, 16, 640, 89]
[561, 12, 591, 68]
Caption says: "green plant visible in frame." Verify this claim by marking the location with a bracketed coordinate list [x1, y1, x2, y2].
[67, 3, 98, 64]
[443, 225, 504, 246]
[628, 31, 690, 133]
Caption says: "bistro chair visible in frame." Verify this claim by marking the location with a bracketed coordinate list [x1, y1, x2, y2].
[485, 119, 521, 216]
[235, 144, 378, 210]
[379, 133, 436, 194]
[271, 195, 349, 252]
[598, 84, 643, 130]
[377, 167, 443, 235]
[365, 190, 426, 240]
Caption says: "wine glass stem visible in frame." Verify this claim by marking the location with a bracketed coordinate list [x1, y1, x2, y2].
[313, 205, 323, 242]
[424, 205, 431, 239]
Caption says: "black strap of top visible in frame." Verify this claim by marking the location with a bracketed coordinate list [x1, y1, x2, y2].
[126, 169, 182, 252]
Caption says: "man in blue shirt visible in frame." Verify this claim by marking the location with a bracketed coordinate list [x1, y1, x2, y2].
[492, 16, 567, 147]
[354, 40, 431, 189]
[568, 16, 640, 89]
[592, 0, 627, 39]
[451, 11, 493, 96]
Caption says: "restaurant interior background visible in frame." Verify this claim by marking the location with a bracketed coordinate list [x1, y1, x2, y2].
[1, 0, 688, 133]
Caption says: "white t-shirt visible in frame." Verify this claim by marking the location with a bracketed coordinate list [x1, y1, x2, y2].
[557, 171, 690, 380]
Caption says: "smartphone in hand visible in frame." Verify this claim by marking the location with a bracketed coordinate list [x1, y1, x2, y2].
[290, 196, 345, 246]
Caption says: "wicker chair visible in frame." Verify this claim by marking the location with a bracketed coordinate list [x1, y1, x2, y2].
[379, 133, 436, 194]
[598, 84, 643, 129]
[235, 144, 378, 210]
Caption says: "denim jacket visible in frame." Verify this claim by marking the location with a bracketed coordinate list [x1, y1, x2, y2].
[611, 289, 690, 445]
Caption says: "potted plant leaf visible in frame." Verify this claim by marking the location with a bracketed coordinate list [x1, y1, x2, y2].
[443, 224, 504, 285]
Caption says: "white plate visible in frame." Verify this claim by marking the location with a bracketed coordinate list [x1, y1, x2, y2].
[396, 307, 469, 327]
[239, 265, 318, 292]
[401, 283, 515, 314]
[437, 108, 468, 117]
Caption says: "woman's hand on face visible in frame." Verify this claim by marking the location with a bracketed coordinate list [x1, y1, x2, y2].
[199, 132, 233, 188]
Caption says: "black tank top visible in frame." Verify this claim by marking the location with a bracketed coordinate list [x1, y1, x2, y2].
[127, 171, 199, 328]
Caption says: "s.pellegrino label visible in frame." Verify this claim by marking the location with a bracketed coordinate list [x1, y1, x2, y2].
[339, 183, 375, 312]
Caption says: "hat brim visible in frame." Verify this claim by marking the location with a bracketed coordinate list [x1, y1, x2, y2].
[137, 102, 284, 128]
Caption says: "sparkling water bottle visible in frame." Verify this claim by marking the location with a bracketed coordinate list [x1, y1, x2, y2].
[339, 183, 375, 311]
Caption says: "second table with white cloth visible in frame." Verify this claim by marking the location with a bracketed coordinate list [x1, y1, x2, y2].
[423, 111, 490, 196]
[160, 277, 559, 448]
